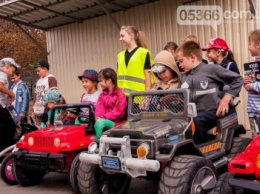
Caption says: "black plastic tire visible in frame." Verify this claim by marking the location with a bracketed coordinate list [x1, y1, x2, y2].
[159, 155, 218, 194]
[213, 172, 232, 194]
[0, 154, 17, 185]
[13, 163, 46, 186]
[77, 162, 131, 194]
[228, 137, 252, 158]
[69, 154, 80, 193]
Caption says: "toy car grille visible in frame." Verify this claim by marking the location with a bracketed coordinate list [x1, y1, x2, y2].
[131, 93, 185, 114]
[34, 137, 54, 148]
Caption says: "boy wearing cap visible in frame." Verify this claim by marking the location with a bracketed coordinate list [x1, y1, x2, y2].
[78, 69, 101, 115]
[31, 60, 57, 126]
[150, 50, 181, 90]
[176, 41, 243, 144]
[0, 57, 21, 146]
[139, 50, 181, 111]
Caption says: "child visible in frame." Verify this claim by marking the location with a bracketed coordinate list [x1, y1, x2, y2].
[41, 89, 65, 128]
[202, 38, 240, 96]
[78, 69, 101, 114]
[11, 71, 30, 123]
[0, 57, 20, 146]
[164, 41, 178, 57]
[182, 34, 208, 64]
[202, 38, 240, 73]
[244, 29, 260, 137]
[30, 60, 58, 127]
[150, 50, 181, 90]
[139, 50, 181, 111]
[175, 41, 243, 144]
[95, 68, 127, 139]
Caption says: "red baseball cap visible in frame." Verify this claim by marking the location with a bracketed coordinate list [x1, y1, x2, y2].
[202, 38, 230, 51]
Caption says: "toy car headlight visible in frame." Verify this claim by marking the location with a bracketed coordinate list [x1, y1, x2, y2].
[256, 154, 260, 169]
[54, 138, 61, 148]
[28, 137, 34, 146]
[137, 142, 149, 159]
[88, 142, 98, 154]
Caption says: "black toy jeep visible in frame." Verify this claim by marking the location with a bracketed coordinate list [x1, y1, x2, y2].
[77, 89, 250, 194]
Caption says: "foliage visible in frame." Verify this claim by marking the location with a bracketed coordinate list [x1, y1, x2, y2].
[0, 19, 47, 68]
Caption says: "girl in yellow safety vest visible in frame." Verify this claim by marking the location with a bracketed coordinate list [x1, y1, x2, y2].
[117, 25, 154, 97]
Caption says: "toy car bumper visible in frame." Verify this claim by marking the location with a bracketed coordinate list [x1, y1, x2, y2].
[79, 135, 160, 178]
[13, 150, 65, 171]
[229, 178, 260, 191]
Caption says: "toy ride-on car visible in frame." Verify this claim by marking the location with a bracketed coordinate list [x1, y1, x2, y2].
[226, 115, 260, 193]
[77, 89, 250, 194]
[12, 103, 95, 193]
[0, 122, 38, 185]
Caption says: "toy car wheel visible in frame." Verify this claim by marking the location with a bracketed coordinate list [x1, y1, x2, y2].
[213, 172, 244, 194]
[12, 163, 46, 186]
[213, 172, 232, 194]
[159, 155, 218, 194]
[228, 137, 252, 158]
[0, 154, 17, 185]
[78, 162, 131, 194]
[69, 154, 81, 193]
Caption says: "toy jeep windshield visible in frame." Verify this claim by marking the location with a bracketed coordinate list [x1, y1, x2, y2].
[12, 103, 95, 193]
[78, 89, 249, 194]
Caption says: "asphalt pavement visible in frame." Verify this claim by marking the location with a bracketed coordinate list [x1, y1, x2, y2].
[0, 172, 158, 194]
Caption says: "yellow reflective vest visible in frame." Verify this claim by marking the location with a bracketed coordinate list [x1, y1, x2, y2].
[117, 47, 153, 96]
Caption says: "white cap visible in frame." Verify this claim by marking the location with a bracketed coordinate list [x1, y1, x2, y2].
[0, 57, 21, 68]
[149, 64, 167, 73]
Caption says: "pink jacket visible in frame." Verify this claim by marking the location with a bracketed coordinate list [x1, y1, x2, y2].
[95, 87, 127, 121]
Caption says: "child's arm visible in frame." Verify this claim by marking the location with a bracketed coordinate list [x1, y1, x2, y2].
[95, 94, 106, 120]
[216, 94, 232, 116]
[98, 91, 127, 121]
[0, 82, 15, 102]
[250, 81, 260, 93]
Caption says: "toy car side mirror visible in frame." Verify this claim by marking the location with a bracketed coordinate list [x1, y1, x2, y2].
[187, 103, 197, 118]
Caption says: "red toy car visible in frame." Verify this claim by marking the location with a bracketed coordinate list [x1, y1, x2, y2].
[228, 133, 260, 193]
[12, 103, 95, 193]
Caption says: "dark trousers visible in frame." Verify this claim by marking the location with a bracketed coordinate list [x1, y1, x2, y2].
[194, 110, 218, 144]
[20, 117, 28, 124]
[0, 105, 16, 147]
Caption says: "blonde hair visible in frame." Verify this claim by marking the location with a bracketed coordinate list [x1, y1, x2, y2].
[248, 29, 260, 43]
[182, 34, 200, 45]
[120, 25, 148, 48]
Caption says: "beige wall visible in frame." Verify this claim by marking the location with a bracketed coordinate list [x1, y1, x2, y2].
[46, 0, 254, 128]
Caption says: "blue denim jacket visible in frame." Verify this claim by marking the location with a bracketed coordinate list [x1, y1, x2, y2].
[11, 82, 29, 116]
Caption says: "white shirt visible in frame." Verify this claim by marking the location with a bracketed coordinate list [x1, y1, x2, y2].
[0, 70, 9, 107]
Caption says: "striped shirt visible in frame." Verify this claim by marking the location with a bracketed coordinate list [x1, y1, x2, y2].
[247, 57, 260, 116]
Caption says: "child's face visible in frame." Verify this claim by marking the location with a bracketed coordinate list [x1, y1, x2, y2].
[98, 76, 111, 90]
[119, 29, 132, 47]
[47, 101, 56, 109]
[248, 39, 260, 56]
[176, 52, 194, 73]
[81, 78, 97, 93]
[206, 49, 219, 63]
[156, 67, 175, 82]
[35, 67, 48, 78]
[11, 74, 21, 83]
